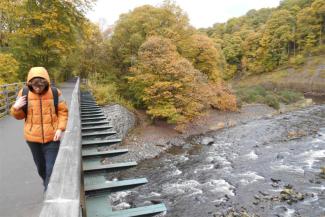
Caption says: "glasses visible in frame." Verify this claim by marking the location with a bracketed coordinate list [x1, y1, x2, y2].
[30, 80, 47, 89]
[32, 84, 46, 89]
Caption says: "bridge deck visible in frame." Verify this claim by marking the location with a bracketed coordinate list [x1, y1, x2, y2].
[0, 81, 75, 217]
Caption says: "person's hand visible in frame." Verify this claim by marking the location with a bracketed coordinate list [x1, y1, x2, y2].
[53, 129, 63, 141]
[13, 95, 27, 110]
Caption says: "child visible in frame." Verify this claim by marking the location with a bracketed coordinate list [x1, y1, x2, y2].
[11, 67, 68, 190]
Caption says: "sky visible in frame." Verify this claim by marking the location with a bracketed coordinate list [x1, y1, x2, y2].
[86, 0, 281, 29]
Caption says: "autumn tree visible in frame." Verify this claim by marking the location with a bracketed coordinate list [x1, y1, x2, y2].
[311, 0, 325, 46]
[296, 6, 321, 53]
[9, 0, 90, 81]
[0, 1, 23, 51]
[77, 22, 114, 81]
[128, 36, 237, 126]
[257, 10, 296, 71]
[110, 3, 193, 77]
[179, 34, 226, 82]
[0, 53, 19, 84]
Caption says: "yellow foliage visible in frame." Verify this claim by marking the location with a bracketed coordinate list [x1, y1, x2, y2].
[0, 53, 19, 83]
[179, 34, 226, 82]
[88, 80, 134, 110]
[129, 36, 237, 126]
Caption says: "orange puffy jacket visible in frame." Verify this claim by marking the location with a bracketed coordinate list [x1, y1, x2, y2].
[10, 67, 69, 143]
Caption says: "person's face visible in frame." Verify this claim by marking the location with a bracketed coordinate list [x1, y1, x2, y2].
[32, 84, 46, 94]
[30, 79, 47, 94]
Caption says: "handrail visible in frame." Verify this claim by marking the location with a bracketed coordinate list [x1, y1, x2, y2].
[39, 78, 82, 217]
[0, 82, 25, 118]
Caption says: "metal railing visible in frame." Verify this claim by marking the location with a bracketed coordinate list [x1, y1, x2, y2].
[39, 78, 82, 217]
[0, 82, 25, 118]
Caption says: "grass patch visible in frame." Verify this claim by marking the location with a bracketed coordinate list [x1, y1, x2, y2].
[278, 90, 304, 104]
[307, 68, 315, 76]
[235, 86, 303, 109]
[269, 69, 290, 81]
[88, 80, 134, 111]
[320, 68, 325, 79]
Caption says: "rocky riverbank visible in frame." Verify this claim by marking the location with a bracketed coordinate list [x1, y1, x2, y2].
[102, 99, 317, 163]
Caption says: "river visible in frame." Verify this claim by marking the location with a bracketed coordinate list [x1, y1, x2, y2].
[104, 104, 325, 217]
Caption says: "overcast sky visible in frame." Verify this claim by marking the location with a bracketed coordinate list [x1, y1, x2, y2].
[87, 0, 281, 29]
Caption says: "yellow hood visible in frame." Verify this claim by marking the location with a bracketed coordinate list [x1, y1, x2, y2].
[27, 67, 50, 83]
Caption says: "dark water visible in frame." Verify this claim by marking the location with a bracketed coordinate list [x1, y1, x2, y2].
[305, 94, 325, 105]
[106, 105, 325, 217]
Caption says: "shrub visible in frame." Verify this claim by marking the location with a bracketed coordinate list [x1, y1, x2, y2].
[278, 90, 303, 104]
[289, 54, 305, 66]
[310, 45, 325, 56]
[236, 85, 267, 103]
[264, 94, 279, 109]
[88, 81, 134, 110]
[236, 85, 281, 109]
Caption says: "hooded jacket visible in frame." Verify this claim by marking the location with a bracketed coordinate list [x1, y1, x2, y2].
[10, 67, 68, 143]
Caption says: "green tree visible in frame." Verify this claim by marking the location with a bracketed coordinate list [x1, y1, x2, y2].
[0, 53, 19, 84]
[259, 9, 295, 70]
[296, 6, 321, 52]
[241, 31, 264, 75]
[311, 0, 325, 45]
[222, 34, 243, 78]
[77, 22, 117, 83]
[280, 0, 312, 10]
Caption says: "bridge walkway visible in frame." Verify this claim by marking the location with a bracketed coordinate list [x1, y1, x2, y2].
[0, 81, 75, 217]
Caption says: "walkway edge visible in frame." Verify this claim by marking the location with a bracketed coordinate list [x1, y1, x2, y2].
[39, 78, 82, 217]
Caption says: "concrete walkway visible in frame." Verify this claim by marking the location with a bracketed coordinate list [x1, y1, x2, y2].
[0, 81, 75, 217]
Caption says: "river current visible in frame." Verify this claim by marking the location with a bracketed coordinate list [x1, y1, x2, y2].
[106, 104, 325, 217]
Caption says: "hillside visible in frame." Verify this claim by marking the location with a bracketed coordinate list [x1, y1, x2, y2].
[234, 55, 325, 95]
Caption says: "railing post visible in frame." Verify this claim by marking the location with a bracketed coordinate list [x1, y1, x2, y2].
[4, 85, 9, 115]
[15, 83, 19, 96]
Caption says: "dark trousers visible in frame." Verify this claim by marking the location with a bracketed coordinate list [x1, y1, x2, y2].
[26, 141, 60, 191]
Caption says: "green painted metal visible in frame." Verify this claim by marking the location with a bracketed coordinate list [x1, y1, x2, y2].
[81, 106, 100, 110]
[82, 131, 116, 137]
[81, 106, 101, 109]
[84, 174, 106, 190]
[81, 114, 105, 118]
[105, 204, 167, 217]
[85, 177, 148, 192]
[81, 99, 96, 101]
[81, 102, 97, 105]
[81, 120, 110, 126]
[81, 117, 106, 121]
[82, 148, 128, 157]
[81, 104, 97, 107]
[83, 161, 137, 172]
[86, 194, 113, 216]
[80, 109, 104, 114]
[82, 138, 121, 146]
[86, 197, 167, 217]
[81, 92, 167, 217]
[80, 104, 100, 107]
[81, 101, 97, 104]
[81, 108, 102, 112]
[82, 118, 107, 123]
[82, 125, 113, 131]
[81, 111, 103, 115]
